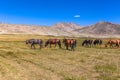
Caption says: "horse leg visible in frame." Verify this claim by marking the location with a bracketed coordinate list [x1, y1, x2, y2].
[117, 43, 120, 48]
[69, 44, 72, 51]
[88, 44, 90, 48]
[58, 43, 61, 48]
[33, 44, 35, 49]
[54, 43, 57, 48]
[90, 44, 92, 48]
[89, 44, 91, 48]
[39, 44, 42, 49]
[66, 45, 68, 50]
[31, 44, 33, 49]
[50, 44, 51, 48]
[110, 44, 113, 48]
[99, 44, 101, 48]
[71, 44, 75, 51]
[94, 44, 96, 48]
[116, 44, 119, 48]
[118, 44, 120, 48]
[95, 43, 98, 48]
[87, 44, 89, 48]
[86, 43, 88, 48]
[86, 44, 88, 48]
[98, 44, 101, 48]
[31, 44, 35, 49]
[99, 43, 101, 48]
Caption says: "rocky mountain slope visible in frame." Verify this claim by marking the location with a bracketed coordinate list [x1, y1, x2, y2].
[74, 21, 120, 37]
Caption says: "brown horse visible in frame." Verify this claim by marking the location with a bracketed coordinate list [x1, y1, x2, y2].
[105, 39, 120, 48]
[63, 39, 76, 51]
[45, 39, 61, 48]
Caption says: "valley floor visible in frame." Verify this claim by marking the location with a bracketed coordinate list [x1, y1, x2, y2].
[0, 34, 119, 80]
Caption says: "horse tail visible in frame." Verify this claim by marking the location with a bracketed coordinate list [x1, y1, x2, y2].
[116, 40, 119, 47]
[41, 39, 43, 44]
[74, 40, 77, 47]
[73, 40, 76, 48]
[100, 40, 102, 45]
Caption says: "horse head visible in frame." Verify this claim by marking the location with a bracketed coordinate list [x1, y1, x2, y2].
[57, 40, 62, 48]
[63, 39, 67, 43]
[105, 44, 108, 47]
[105, 41, 110, 48]
[45, 40, 49, 47]
[26, 40, 29, 44]
[82, 40, 87, 46]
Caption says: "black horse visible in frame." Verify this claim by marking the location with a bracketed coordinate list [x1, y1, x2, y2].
[82, 39, 93, 47]
[45, 39, 61, 48]
[26, 39, 43, 49]
[93, 39, 102, 47]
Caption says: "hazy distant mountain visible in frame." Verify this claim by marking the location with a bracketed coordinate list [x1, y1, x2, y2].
[52, 22, 79, 32]
[0, 22, 80, 36]
[0, 21, 120, 38]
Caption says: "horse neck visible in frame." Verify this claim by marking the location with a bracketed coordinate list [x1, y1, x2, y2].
[28, 40, 32, 44]
[58, 41, 61, 48]
[105, 41, 110, 47]
[45, 41, 49, 46]
[82, 41, 85, 46]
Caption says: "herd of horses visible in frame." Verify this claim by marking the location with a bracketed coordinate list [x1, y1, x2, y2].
[82, 39, 120, 48]
[26, 38, 76, 50]
[26, 38, 120, 50]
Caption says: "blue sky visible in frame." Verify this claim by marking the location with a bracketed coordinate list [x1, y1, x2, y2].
[0, 0, 120, 26]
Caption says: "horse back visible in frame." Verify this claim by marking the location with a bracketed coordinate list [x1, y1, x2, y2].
[49, 39, 60, 44]
[69, 39, 76, 45]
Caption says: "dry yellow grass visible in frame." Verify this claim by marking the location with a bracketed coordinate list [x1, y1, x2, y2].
[0, 34, 119, 80]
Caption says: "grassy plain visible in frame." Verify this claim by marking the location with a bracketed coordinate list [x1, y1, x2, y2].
[0, 34, 119, 80]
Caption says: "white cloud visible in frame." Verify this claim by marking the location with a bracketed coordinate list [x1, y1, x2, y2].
[74, 15, 80, 18]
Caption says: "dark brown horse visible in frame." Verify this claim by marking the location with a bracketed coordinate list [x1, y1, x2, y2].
[105, 39, 120, 48]
[82, 39, 93, 47]
[63, 39, 76, 51]
[45, 39, 61, 48]
[93, 39, 102, 47]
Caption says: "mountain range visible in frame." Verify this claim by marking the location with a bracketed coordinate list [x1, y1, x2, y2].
[0, 21, 120, 38]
